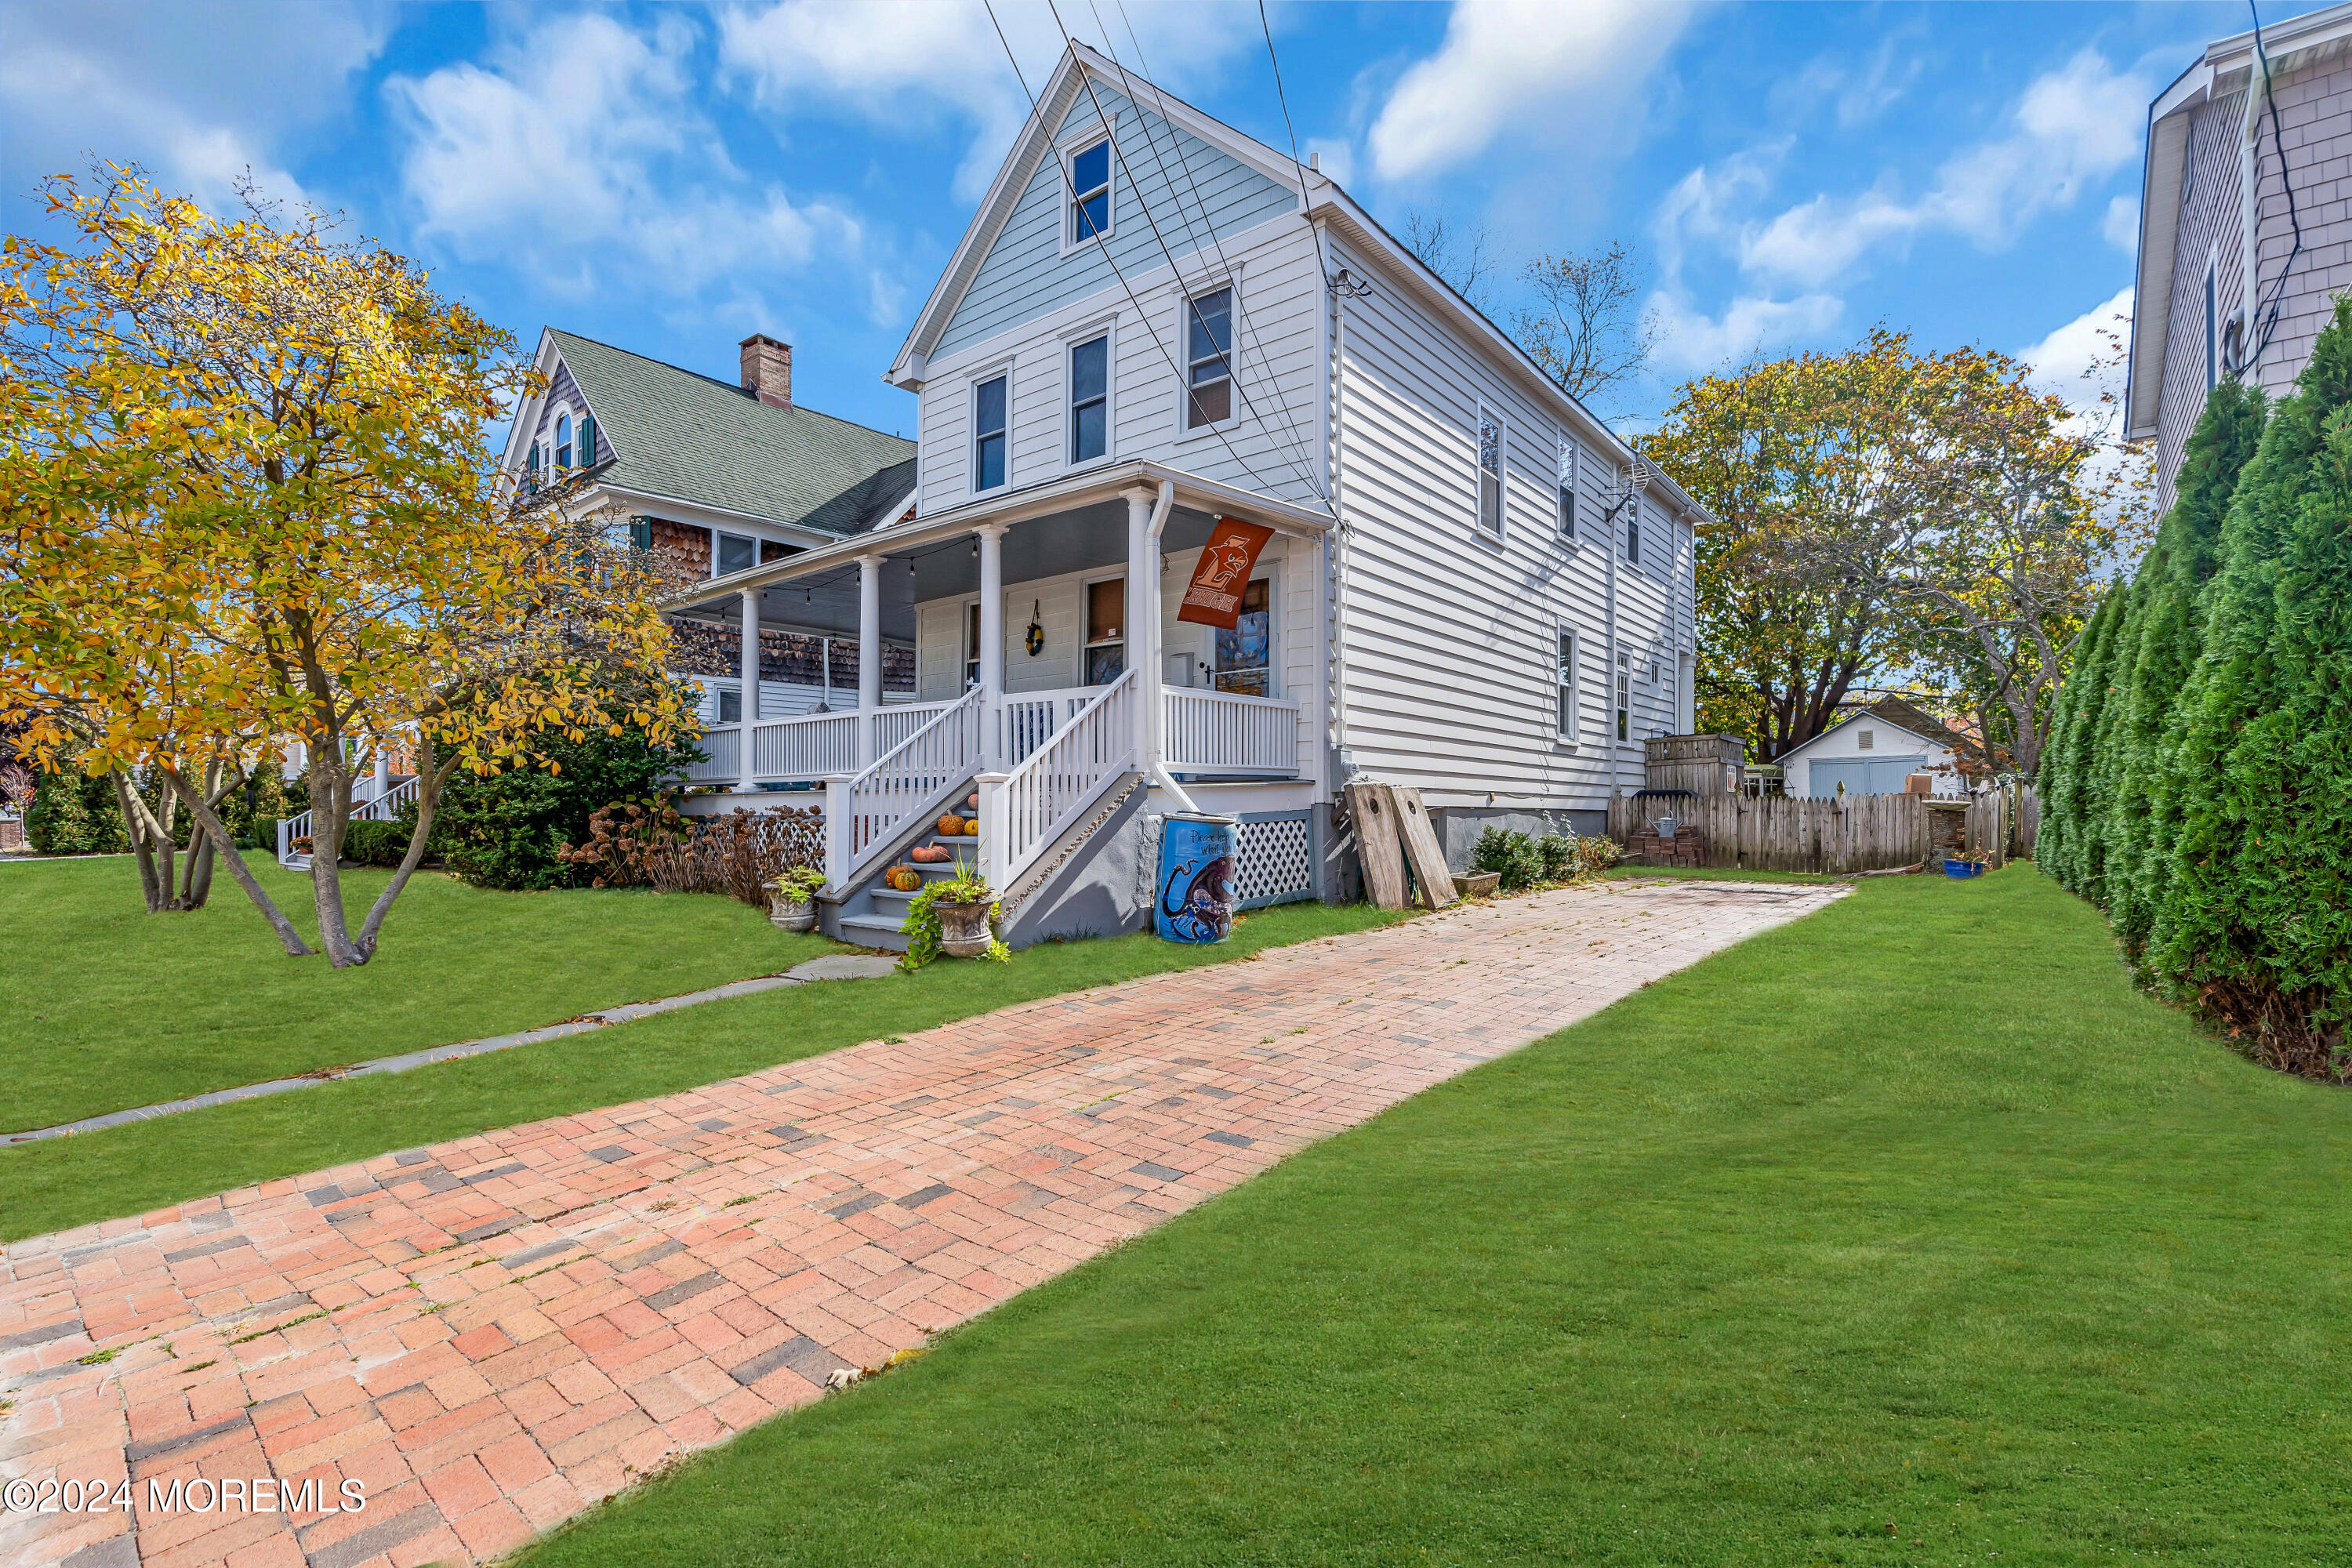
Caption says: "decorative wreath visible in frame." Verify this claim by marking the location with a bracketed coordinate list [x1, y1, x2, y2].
[1025, 601, 1044, 656]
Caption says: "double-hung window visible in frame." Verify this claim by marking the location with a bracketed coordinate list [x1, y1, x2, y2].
[1624, 495, 1642, 567]
[1476, 407, 1504, 539]
[1556, 630, 1578, 741]
[1069, 335, 1109, 464]
[964, 603, 983, 689]
[973, 374, 1008, 492]
[1084, 578, 1126, 684]
[1185, 287, 1233, 429]
[555, 413, 572, 469]
[1070, 138, 1112, 243]
[1558, 441, 1578, 540]
[1616, 651, 1632, 742]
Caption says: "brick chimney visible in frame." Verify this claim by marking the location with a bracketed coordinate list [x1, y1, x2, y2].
[739, 333, 793, 410]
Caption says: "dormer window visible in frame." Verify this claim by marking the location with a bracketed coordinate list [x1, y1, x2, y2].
[556, 413, 572, 469]
[1069, 138, 1112, 243]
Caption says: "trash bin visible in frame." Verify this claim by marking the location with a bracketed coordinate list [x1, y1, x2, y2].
[1156, 811, 1240, 943]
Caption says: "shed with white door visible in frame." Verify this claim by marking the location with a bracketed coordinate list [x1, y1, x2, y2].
[1777, 695, 1985, 799]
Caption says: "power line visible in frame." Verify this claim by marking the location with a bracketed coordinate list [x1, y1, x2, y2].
[978, 0, 1307, 503]
[1091, 1, 1327, 500]
[2243, 0, 2304, 372]
[1044, 0, 1324, 501]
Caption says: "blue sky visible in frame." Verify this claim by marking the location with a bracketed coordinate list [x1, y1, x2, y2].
[2, 0, 2329, 439]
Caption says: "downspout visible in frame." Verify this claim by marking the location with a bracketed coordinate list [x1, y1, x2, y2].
[1142, 479, 1199, 813]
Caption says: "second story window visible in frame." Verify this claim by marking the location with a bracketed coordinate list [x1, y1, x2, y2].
[974, 374, 1007, 491]
[555, 412, 572, 469]
[1476, 408, 1504, 539]
[717, 532, 756, 576]
[1070, 138, 1112, 242]
[1185, 286, 1232, 430]
[1624, 495, 1641, 566]
[1070, 335, 1108, 464]
[1558, 441, 1578, 540]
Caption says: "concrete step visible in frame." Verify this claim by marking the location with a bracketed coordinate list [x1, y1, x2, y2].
[837, 915, 910, 953]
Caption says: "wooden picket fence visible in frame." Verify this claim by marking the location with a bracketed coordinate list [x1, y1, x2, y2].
[1608, 784, 2036, 874]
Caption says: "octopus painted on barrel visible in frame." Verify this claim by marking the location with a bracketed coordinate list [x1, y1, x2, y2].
[1155, 813, 1240, 944]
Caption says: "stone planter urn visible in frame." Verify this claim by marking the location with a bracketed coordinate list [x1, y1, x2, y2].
[935, 898, 994, 958]
[767, 883, 819, 933]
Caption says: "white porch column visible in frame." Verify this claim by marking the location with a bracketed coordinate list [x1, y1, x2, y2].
[856, 554, 883, 768]
[371, 742, 391, 804]
[1125, 488, 1154, 770]
[976, 524, 1007, 768]
[737, 586, 760, 793]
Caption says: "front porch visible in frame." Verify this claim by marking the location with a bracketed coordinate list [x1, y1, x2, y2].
[659, 463, 1333, 921]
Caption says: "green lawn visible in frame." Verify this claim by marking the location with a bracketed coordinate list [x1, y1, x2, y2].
[0, 896, 1405, 1241]
[517, 866, 2351, 1568]
[1, 855, 825, 1132]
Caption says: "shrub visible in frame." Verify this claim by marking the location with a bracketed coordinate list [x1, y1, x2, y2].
[24, 760, 125, 855]
[557, 798, 820, 909]
[424, 711, 703, 891]
[339, 818, 416, 868]
[1471, 826, 1543, 891]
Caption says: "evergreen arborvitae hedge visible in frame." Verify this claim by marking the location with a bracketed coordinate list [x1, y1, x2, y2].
[2036, 581, 2125, 898]
[2099, 380, 2266, 959]
[2145, 297, 2352, 1076]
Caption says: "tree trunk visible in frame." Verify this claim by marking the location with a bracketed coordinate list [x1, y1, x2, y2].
[111, 771, 166, 913]
[160, 766, 314, 956]
[306, 748, 368, 967]
[354, 739, 451, 958]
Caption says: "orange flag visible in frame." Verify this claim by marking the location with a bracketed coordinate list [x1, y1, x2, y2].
[1176, 517, 1275, 629]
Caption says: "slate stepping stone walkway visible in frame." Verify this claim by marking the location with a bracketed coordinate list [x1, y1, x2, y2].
[1, 879, 1842, 1567]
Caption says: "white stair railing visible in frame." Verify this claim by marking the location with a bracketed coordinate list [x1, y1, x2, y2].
[749, 711, 861, 779]
[873, 700, 960, 757]
[277, 775, 421, 866]
[982, 669, 1137, 893]
[833, 687, 986, 887]
[1000, 687, 1097, 767]
[1162, 689, 1301, 776]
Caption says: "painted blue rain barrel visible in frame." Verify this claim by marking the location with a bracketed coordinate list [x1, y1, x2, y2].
[1155, 812, 1240, 944]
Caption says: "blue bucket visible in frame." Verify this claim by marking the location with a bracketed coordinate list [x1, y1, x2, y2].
[1156, 812, 1240, 943]
[1944, 858, 1983, 878]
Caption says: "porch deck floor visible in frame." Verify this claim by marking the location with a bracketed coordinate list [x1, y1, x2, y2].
[1, 880, 1842, 1568]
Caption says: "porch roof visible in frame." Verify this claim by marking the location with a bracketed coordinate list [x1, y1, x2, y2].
[659, 460, 1333, 617]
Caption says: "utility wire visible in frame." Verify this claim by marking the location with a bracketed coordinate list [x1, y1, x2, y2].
[1038, 0, 1325, 502]
[2244, 0, 2304, 372]
[1092, 0, 1328, 502]
[977, 0, 1307, 503]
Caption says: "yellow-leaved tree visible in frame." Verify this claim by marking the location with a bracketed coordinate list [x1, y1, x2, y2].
[0, 167, 685, 966]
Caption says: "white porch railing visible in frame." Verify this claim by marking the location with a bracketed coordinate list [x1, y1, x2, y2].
[750, 711, 860, 779]
[981, 669, 1138, 893]
[1000, 687, 1097, 767]
[276, 776, 420, 866]
[1162, 689, 1301, 776]
[873, 700, 961, 757]
[830, 687, 987, 887]
[684, 725, 741, 782]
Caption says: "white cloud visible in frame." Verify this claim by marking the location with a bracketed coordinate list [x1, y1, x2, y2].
[1646, 289, 1843, 374]
[1770, 33, 1924, 129]
[2016, 285, 2132, 420]
[2102, 193, 2139, 252]
[0, 0, 390, 212]
[717, 0, 1262, 201]
[1660, 48, 2153, 299]
[1367, 0, 1693, 182]
[387, 12, 856, 299]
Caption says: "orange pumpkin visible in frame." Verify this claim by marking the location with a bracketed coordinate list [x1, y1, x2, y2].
[909, 844, 952, 864]
[885, 866, 922, 891]
[936, 813, 963, 836]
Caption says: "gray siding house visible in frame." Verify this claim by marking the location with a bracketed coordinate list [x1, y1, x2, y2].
[2130, 0, 2352, 507]
[602, 43, 1708, 949]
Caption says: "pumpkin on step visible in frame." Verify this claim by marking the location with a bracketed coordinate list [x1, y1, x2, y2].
[966, 792, 979, 811]
[884, 865, 923, 891]
[937, 813, 968, 837]
[909, 844, 952, 864]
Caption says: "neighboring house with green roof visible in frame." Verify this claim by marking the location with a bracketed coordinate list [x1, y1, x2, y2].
[499, 328, 919, 724]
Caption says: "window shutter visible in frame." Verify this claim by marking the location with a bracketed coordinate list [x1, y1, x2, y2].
[580, 413, 597, 466]
[630, 516, 652, 552]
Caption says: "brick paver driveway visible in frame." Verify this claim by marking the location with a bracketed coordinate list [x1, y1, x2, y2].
[2, 878, 1842, 1567]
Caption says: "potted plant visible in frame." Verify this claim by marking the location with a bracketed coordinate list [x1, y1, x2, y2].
[768, 865, 828, 931]
[900, 858, 1009, 967]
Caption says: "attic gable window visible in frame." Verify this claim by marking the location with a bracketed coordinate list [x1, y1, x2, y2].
[1069, 137, 1112, 244]
[556, 413, 572, 469]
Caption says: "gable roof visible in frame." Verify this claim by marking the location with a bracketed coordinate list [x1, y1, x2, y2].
[1777, 695, 1990, 768]
[518, 329, 915, 537]
[884, 42, 1714, 531]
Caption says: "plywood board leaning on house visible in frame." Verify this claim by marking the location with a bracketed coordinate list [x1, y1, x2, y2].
[1388, 786, 1457, 910]
[1345, 781, 1411, 910]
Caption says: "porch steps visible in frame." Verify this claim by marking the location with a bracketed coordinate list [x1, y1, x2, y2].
[836, 826, 984, 954]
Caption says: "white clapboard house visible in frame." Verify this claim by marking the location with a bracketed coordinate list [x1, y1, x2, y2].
[506, 43, 1708, 950]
